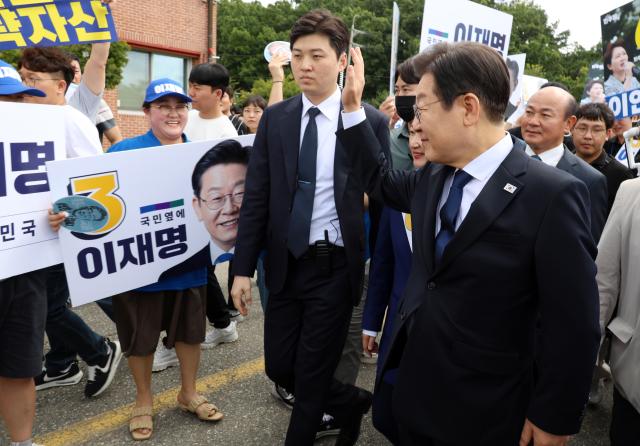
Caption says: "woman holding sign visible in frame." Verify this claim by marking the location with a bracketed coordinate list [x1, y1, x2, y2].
[49, 78, 223, 441]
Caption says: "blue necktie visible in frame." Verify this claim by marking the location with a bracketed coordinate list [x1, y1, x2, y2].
[214, 252, 234, 264]
[531, 154, 541, 160]
[288, 107, 321, 258]
[434, 170, 473, 265]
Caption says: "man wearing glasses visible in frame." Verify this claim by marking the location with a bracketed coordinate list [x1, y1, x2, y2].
[520, 86, 608, 241]
[339, 41, 601, 446]
[191, 140, 248, 261]
[572, 103, 634, 213]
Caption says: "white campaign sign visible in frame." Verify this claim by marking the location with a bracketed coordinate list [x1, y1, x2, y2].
[420, 0, 513, 56]
[0, 102, 66, 280]
[46, 135, 255, 306]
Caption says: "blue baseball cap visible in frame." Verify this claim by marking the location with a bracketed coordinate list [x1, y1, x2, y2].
[0, 60, 46, 97]
[144, 78, 192, 103]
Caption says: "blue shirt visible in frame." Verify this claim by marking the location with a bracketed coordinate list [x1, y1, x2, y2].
[107, 130, 207, 292]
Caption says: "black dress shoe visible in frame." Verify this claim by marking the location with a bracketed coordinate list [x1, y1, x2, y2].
[334, 389, 373, 446]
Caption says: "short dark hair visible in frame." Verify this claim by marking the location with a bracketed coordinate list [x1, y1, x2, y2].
[290, 9, 349, 59]
[604, 39, 626, 67]
[396, 57, 420, 85]
[506, 57, 519, 87]
[412, 41, 510, 123]
[585, 79, 604, 93]
[192, 140, 250, 197]
[241, 95, 267, 110]
[575, 102, 615, 130]
[189, 63, 230, 91]
[18, 48, 74, 92]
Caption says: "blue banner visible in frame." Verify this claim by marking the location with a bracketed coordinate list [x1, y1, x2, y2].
[0, 0, 117, 50]
[606, 88, 640, 120]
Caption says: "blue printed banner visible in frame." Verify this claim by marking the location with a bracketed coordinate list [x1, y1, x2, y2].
[0, 0, 117, 50]
[606, 88, 640, 120]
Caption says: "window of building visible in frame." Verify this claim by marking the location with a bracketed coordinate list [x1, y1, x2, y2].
[118, 50, 192, 110]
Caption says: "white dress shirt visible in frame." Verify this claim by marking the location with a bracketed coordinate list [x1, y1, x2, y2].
[435, 134, 514, 235]
[525, 143, 564, 167]
[299, 87, 365, 246]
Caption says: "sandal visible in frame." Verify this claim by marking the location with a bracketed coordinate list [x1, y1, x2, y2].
[178, 394, 224, 421]
[129, 406, 153, 441]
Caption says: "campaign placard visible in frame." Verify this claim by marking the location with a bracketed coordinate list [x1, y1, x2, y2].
[0, 0, 118, 50]
[46, 134, 255, 306]
[606, 88, 640, 119]
[419, 0, 512, 56]
[0, 102, 66, 280]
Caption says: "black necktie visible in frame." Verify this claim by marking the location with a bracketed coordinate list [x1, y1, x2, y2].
[288, 107, 321, 258]
[434, 170, 473, 265]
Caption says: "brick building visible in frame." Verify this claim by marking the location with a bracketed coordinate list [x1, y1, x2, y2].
[104, 0, 218, 144]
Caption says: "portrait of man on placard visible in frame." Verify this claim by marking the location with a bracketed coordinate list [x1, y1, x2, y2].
[191, 139, 249, 263]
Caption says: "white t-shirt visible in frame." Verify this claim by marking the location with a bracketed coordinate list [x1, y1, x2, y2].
[63, 105, 103, 158]
[184, 110, 238, 141]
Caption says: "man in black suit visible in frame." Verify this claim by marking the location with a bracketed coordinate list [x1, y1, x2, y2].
[230, 9, 389, 446]
[521, 85, 608, 241]
[339, 42, 601, 445]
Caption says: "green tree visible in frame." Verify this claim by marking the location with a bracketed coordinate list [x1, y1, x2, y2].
[218, 0, 601, 102]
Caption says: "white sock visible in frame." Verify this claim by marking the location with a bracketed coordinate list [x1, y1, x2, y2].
[11, 440, 32, 446]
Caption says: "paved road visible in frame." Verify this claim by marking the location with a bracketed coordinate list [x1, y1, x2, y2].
[1, 264, 613, 445]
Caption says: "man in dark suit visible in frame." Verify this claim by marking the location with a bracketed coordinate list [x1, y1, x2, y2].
[520, 85, 608, 241]
[339, 42, 601, 445]
[230, 9, 389, 446]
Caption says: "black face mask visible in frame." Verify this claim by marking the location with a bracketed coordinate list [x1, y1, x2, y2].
[395, 95, 416, 123]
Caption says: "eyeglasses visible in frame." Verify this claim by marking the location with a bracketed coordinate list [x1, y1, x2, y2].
[573, 125, 607, 136]
[199, 191, 244, 211]
[413, 99, 442, 122]
[21, 77, 62, 87]
[149, 103, 190, 115]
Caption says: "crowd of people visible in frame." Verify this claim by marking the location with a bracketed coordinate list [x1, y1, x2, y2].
[1, 6, 640, 446]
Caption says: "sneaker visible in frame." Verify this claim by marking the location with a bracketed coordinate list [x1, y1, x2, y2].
[85, 338, 123, 398]
[152, 342, 178, 372]
[228, 309, 245, 322]
[270, 383, 295, 410]
[35, 361, 83, 390]
[315, 413, 341, 439]
[202, 321, 239, 350]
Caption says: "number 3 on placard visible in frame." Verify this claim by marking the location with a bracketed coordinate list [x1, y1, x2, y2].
[69, 171, 125, 235]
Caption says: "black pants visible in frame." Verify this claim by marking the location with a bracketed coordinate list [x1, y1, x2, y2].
[611, 386, 640, 445]
[264, 250, 361, 446]
[205, 264, 230, 329]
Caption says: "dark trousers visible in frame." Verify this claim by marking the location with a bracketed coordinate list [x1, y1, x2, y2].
[206, 265, 230, 329]
[398, 427, 453, 446]
[44, 264, 107, 372]
[264, 251, 361, 446]
[611, 386, 640, 445]
[373, 380, 399, 444]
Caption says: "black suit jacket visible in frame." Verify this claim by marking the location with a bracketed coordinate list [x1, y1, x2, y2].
[341, 124, 601, 444]
[556, 147, 608, 241]
[232, 94, 389, 304]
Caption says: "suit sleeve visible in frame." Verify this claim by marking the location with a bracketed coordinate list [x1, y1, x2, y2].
[596, 181, 627, 334]
[232, 109, 271, 277]
[589, 172, 608, 242]
[363, 207, 395, 332]
[527, 178, 601, 435]
[336, 118, 418, 213]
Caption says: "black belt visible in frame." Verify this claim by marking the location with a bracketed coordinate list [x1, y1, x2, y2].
[299, 243, 345, 260]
